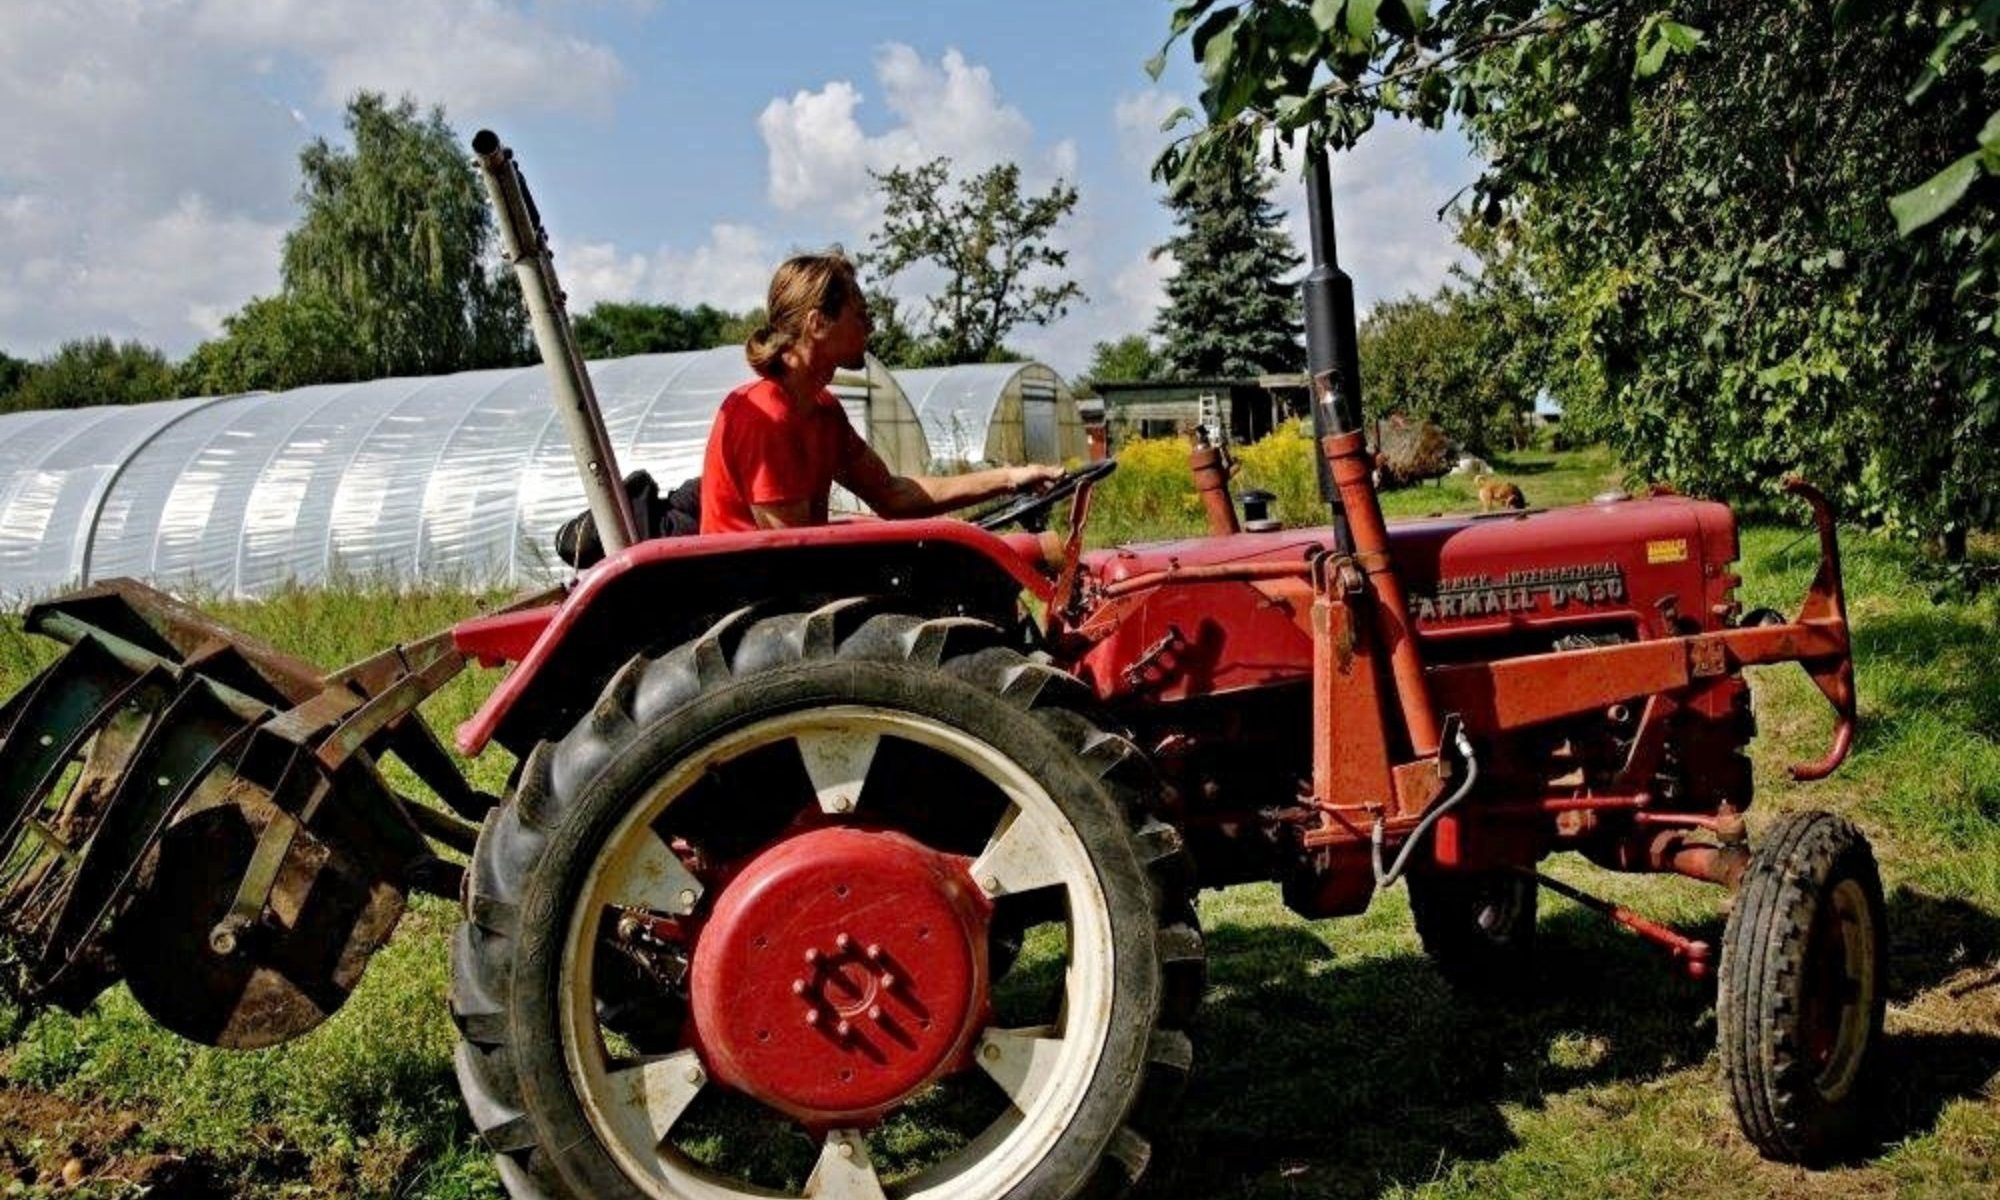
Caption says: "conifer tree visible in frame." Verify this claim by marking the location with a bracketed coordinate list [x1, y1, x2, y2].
[1152, 161, 1302, 378]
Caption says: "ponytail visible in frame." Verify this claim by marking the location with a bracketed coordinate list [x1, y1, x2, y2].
[745, 250, 859, 379]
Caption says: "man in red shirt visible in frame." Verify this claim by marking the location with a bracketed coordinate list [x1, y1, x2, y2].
[700, 252, 1060, 534]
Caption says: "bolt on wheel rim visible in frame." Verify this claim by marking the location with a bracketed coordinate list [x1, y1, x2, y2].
[559, 706, 1118, 1199]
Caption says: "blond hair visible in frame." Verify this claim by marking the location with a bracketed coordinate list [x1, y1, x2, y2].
[746, 251, 861, 378]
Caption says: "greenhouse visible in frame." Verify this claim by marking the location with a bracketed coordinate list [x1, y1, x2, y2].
[897, 362, 1086, 469]
[0, 348, 926, 607]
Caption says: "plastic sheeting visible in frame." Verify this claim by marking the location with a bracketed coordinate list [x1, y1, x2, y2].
[0, 348, 927, 606]
[898, 363, 1086, 468]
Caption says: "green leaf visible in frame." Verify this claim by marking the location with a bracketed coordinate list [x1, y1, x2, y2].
[1144, 48, 1168, 81]
[1343, 0, 1382, 46]
[1309, 0, 1344, 34]
[1659, 21, 1702, 52]
[1170, 0, 1219, 37]
[1980, 108, 2000, 151]
[1159, 105, 1196, 133]
[1192, 7, 1242, 87]
[1635, 34, 1671, 79]
[1634, 19, 1700, 80]
[1890, 152, 1984, 235]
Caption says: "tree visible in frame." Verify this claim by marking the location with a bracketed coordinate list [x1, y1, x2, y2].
[177, 294, 369, 396]
[281, 92, 528, 381]
[1152, 158, 1302, 377]
[1084, 334, 1164, 385]
[0, 352, 30, 407]
[861, 289, 931, 367]
[864, 158, 1083, 364]
[1157, 2, 2000, 558]
[1, 338, 176, 414]
[1358, 288, 1527, 454]
[571, 302, 740, 360]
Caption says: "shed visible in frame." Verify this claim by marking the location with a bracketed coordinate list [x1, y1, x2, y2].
[0, 348, 927, 606]
[895, 363, 1086, 468]
[1093, 374, 1309, 447]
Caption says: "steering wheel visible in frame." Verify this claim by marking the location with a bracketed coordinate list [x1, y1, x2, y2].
[972, 459, 1118, 532]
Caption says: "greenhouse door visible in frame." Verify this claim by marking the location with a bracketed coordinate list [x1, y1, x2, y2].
[1021, 381, 1058, 462]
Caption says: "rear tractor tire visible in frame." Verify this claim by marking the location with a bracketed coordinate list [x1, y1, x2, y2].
[1718, 810, 1887, 1165]
[451, 604, 1205, 1200]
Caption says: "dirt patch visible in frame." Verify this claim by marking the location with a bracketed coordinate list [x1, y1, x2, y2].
[0, 1084, 227, 1197]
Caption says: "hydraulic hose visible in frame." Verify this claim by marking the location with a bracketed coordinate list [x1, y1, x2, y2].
[1372, 724, 1479, 890]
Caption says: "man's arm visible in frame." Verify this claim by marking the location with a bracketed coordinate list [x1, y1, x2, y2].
[842, 441, 1064, 519]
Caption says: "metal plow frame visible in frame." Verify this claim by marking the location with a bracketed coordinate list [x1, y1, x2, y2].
[0, 578, 523, 1047]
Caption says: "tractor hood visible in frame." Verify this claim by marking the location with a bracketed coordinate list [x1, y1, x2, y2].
[1076, 493, 1740, 704]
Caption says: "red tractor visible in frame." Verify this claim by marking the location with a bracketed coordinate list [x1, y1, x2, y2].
[0, 137, 1876, 1200]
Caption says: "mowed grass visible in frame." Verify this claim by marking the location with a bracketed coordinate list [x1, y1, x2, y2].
[0, 444, 1994, 1198]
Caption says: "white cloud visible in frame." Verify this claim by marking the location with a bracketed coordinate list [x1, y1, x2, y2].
[0, 2, 628, 358]
[1114, 89, 1188, 173]
[649, 223, 775, 311]
[758, 81, 876, 219]
[1271, 120, 1473, 313]
[557, 223, 774, 315]
[191, 0, 626, 116]
[558, 240, 654, 314]
[0, 196, 286, 354]
[757, 43, 1065, 221]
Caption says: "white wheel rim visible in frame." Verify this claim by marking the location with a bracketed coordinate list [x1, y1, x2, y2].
[559, 705, 1119, 1200]
[1811, 877, 1877, 1101]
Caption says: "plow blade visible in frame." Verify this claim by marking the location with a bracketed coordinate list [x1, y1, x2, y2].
[0, 579, 493, 1048]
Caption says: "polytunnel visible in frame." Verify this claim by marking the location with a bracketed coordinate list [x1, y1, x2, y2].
[0, 347, 927, 607]
[896, 362, 1086, 469]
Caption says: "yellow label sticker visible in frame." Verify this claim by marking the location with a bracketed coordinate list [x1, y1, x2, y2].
[1647, 538, 1689, 564]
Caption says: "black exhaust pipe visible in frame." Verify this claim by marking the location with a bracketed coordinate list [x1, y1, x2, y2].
[1300, 147, 1362, 551]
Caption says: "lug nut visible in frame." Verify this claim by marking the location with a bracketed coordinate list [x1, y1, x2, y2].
[879, 973, 897, 991]
[678, 888, 697, 909]
[868, 1005, 885, 1023]
[804, 947, 821, 966]
[864, 942, 882, 961]
[791, 979, 809, 996]
[835, 932, 852, 951]
[835, 1019, 852, 1038]
[805, 1010, 821, 1027]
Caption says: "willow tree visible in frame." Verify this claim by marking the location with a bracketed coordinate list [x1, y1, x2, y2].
[281, 93, 527, 380]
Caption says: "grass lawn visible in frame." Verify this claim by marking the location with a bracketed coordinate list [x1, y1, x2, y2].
[0, 445, 1995, 1198]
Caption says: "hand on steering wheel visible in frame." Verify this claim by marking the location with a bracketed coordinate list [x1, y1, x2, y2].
[972, 459, 1118, 532]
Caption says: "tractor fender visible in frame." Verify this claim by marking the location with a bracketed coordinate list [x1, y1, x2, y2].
[453, 519, 1053, 756]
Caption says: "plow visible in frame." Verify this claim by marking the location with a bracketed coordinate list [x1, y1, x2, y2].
[0, 136, 1878, 1199]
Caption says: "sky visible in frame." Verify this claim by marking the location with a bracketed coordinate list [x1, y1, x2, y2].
[0, 0, 1480, 378]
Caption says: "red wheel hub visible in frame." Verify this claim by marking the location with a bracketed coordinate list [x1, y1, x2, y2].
[688, 826, 994, 1129]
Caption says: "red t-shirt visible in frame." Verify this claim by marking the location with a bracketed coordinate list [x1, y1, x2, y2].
[699, 377, 895, 534]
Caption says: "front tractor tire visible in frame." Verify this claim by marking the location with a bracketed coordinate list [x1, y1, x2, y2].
[1718, 810, 1887, 1165]
[1407, 868, 1538, 994]
[452, 604, 1204, 1200]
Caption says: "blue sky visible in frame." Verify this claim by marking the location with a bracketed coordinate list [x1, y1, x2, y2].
[0, 1, 1478, 376]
